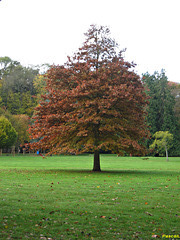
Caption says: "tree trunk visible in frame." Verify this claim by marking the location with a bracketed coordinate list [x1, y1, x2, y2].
[11, 146, 15, 157]
[93, 150, 101, 171]
[165, 146, 169, 161]
[23, 148, 26, 155]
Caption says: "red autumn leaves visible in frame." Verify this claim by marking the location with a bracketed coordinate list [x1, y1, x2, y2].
[29, 25, 149, 161]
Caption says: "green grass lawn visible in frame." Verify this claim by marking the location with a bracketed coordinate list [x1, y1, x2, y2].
[0, 155, 179, 239]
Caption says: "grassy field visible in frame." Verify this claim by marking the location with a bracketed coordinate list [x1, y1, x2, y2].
[0, 155, 179, 240]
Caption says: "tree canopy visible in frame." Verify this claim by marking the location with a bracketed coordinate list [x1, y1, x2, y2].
[0, 59, 39, 116]
[29, 25, 149, 171]
[0, 56, 20, 78]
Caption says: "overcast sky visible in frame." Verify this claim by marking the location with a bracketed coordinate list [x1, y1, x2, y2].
[0, 0, 180, 83]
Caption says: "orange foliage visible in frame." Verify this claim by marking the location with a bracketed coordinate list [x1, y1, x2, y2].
[29, 25, 150, 156]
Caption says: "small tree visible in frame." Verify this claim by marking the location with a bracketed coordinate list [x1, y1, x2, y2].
[0, 116, 17, 154]
[150, 131, 173, 161]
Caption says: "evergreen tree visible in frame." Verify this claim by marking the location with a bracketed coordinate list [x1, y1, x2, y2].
[142, 70, 180, 156]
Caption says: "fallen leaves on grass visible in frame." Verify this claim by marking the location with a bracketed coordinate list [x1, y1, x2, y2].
[49, 211, 55, 214]
[40, 236, 53, 240]
[112, 197, 118, 201]
[145, 212, 153, 216]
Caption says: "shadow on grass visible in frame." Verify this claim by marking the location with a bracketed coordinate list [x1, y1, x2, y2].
[34, 168, 179, 176]
[1, 168, 179, 176]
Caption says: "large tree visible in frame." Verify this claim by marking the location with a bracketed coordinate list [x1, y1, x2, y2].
[29, 25, 149, 171]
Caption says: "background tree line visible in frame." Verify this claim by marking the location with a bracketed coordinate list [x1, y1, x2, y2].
[142, 70, 180, 156]
[0, 56, 39, 116]
[0, 56, 46, 152]
[0, 55, 179, 156]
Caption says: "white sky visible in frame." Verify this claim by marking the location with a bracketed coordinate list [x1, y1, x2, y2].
[0, 0, 180, 83]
